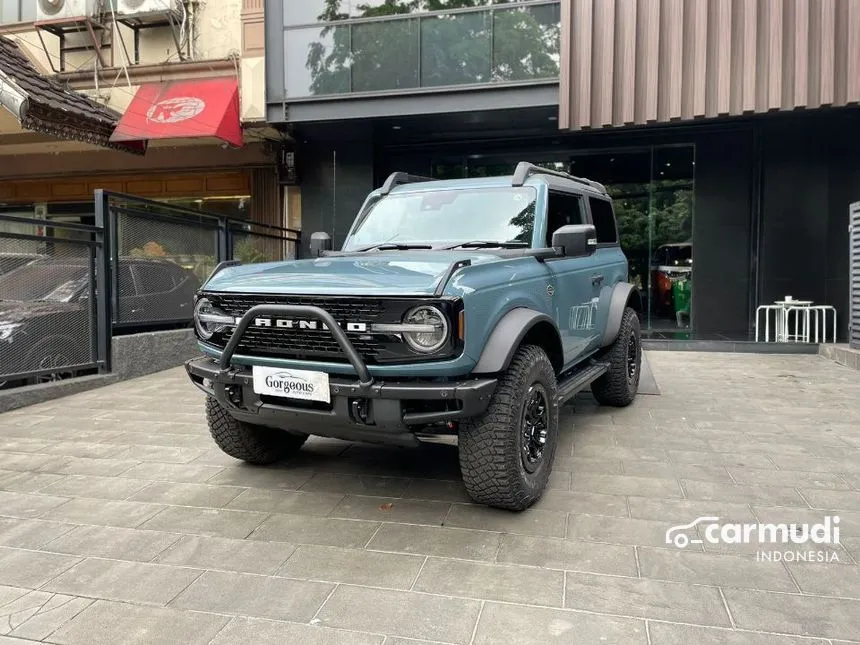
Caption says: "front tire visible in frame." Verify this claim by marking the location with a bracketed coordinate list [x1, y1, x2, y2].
[459, 345, 559, 511]
[591, 306, 641, 407]
[205, 396, 308, 464]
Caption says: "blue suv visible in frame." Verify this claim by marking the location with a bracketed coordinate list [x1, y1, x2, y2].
[186, 163, 642, 509]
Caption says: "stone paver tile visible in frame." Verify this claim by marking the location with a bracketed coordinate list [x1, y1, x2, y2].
[401, 478, 472, 502]
[48, 457, 139, 477]
[0, 547, 80, 588]
[0, 519, 75, 549]
[207, 465, 315, 490]
[751, 506, 860, 536]
[41, 442, 126, 459]
[299, 473, 411, 497]
[628, 497, 757, 524]
[328, 496, 450, 525]
[226, 488, 343, 516]
[127, 482, 243, 508]
[0, 438, 51, 453]
[648, 622, 829, 645]
[0, 586, 28, 608]
[445, 504, 566, 537]
[0, 471, 64, 493]
[0, 453, 69, 473]
[786, 561, 860, 598]
[47, 499, 164, 529]
[546, 470, 570, 490]
[637, 546, 797, 592]
[315, 585, 481, 644]
[106, 445, 207, 464]
[1, 591, 93, 641]
[473, 601, 648, 645]
[414, 557, 565, 607]
[42, 525, 180, 562]
[570, 473, 683, 498]
[39, 475, 151, 501]
[724, 588, 860, 640]
[155, 535, 294, 575]
[42, 558, 202, 605]
[555, 456, 623, 475]
[248, 514, 379, 548]
[278, 544, 424, 589]
[564, 571, 731, 626]
[728, 467, 852, 490]
[667, 450, 774, 469]
[0, 491, 69, 519]
[681, 480, 807, 506]
[573, 446, 668, 462]
[48, 599, 228, 645]
[209, 616, 383, 645]
[801, 489, 860, 511]
[567, 514, 676, 549]
[621, 461, 733, 482]
[118, 461, 223, 484]
[533, 490, 629, 517]
[170, 570, 333, 622]
[139, 505, 268, 539]
[770, 454, 860, 475]
[367, 523, 500, 561]
[496, 534, 638, 576]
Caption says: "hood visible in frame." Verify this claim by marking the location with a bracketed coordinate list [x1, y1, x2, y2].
[0, 299, 82, 325]
[204, 251, 502, 296]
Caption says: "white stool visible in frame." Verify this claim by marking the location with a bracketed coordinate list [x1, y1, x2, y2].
[808, 306, 837, 343]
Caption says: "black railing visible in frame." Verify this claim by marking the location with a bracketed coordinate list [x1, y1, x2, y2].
[0, 192, 300, 388]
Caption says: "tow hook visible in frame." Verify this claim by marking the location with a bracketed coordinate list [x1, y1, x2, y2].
[350, 398, 370, 424]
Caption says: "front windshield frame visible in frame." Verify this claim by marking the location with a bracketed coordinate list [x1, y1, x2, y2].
[342, 185, 538, 252]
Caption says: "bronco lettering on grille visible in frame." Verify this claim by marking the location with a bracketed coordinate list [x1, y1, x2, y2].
[253, 318, 368, 333]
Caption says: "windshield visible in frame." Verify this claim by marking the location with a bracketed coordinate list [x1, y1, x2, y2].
[0, 264, 88, 302]
[342, 186, 537, 251]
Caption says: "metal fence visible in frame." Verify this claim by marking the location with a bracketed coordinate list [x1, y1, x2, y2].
[0, 213, 109, 386]
[0, 192, 299, 387]
[851, 202, 859, 349]
[97, 191, 300, 330]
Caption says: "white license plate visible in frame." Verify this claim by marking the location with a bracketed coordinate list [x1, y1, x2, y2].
[252, 366, 331, 403]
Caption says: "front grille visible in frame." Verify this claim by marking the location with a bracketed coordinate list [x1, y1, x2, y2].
[206, 293, 390, 363]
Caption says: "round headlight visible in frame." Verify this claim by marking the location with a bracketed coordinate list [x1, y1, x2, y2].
[402, 305, 449, 353]
[194, 297, 231, 340]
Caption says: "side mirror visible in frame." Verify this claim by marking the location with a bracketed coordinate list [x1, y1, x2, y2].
[309, 232, 333, 257]
[551, 224, 597, 257]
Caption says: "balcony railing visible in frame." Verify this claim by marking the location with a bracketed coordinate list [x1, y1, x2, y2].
[284, 1, 561, 99]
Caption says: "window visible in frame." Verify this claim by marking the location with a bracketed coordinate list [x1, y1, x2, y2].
[545, 191, 584, 247]
[0, 0, 35, 24]
[133, 265, 176, 295]
[588, 197, 618, 244]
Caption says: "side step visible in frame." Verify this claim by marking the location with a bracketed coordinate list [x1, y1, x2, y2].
[557, 361, 609, 405]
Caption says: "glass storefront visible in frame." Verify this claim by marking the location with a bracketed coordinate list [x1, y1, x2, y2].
[283, 1, 560, 98]
[429, 145, 696, 332]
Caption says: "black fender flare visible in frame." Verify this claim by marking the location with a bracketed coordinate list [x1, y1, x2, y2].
[601, 282, 642, 347]
[473, 308, 560, 374]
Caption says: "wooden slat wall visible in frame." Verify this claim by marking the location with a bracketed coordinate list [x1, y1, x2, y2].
[560, 0, 860, 130]
[249, 167, 283, 229]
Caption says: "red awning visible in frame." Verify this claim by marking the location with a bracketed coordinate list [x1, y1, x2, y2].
[109, 77, 243, 148]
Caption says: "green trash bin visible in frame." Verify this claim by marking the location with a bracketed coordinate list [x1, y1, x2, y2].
[673, 278, 691, 325]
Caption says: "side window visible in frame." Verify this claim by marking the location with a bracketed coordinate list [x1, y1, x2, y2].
[133, 265, 176, 295]
[545, 191, 585, 247]
[588, 197, 618, 244]
[117, 264, 136, 296]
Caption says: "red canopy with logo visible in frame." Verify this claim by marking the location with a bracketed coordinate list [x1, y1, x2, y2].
[109, 77, 243, 148]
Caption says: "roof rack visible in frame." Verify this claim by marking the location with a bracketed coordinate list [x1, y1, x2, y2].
[511, 162, 607, 194]
[379, 172, 437, 195]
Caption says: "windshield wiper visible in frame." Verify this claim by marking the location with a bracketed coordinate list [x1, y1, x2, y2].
[356, 243, 434, 252]
[442, 241, 529, 250]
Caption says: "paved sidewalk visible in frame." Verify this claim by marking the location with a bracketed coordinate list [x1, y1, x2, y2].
[0, 352, 858, 644]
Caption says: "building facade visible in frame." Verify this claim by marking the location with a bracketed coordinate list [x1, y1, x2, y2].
[0, 0, 290, 231]
[264, 0, 860, 341]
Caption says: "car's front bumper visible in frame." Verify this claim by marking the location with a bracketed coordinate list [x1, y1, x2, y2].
[185, 302, 495, 446]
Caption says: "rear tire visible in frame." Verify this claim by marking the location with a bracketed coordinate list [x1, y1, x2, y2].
[459, 345, 559, 511]
[591, 306, 641, 407]
[205, 396, 308, 464]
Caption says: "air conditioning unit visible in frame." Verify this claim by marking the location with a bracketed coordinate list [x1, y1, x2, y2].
[36, 0, 99, 21]
[114, 0, 179, 18]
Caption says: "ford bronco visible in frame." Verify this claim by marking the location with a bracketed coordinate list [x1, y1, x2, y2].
[186, 162, 642, 510]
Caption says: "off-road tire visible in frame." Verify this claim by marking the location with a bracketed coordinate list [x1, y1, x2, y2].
[459, 345, 559, 511]
[591, 306, 641, 407]
[205, 396, 308, 464]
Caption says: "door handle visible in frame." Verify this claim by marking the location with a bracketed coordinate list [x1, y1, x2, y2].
[590, 274, 604, 285]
